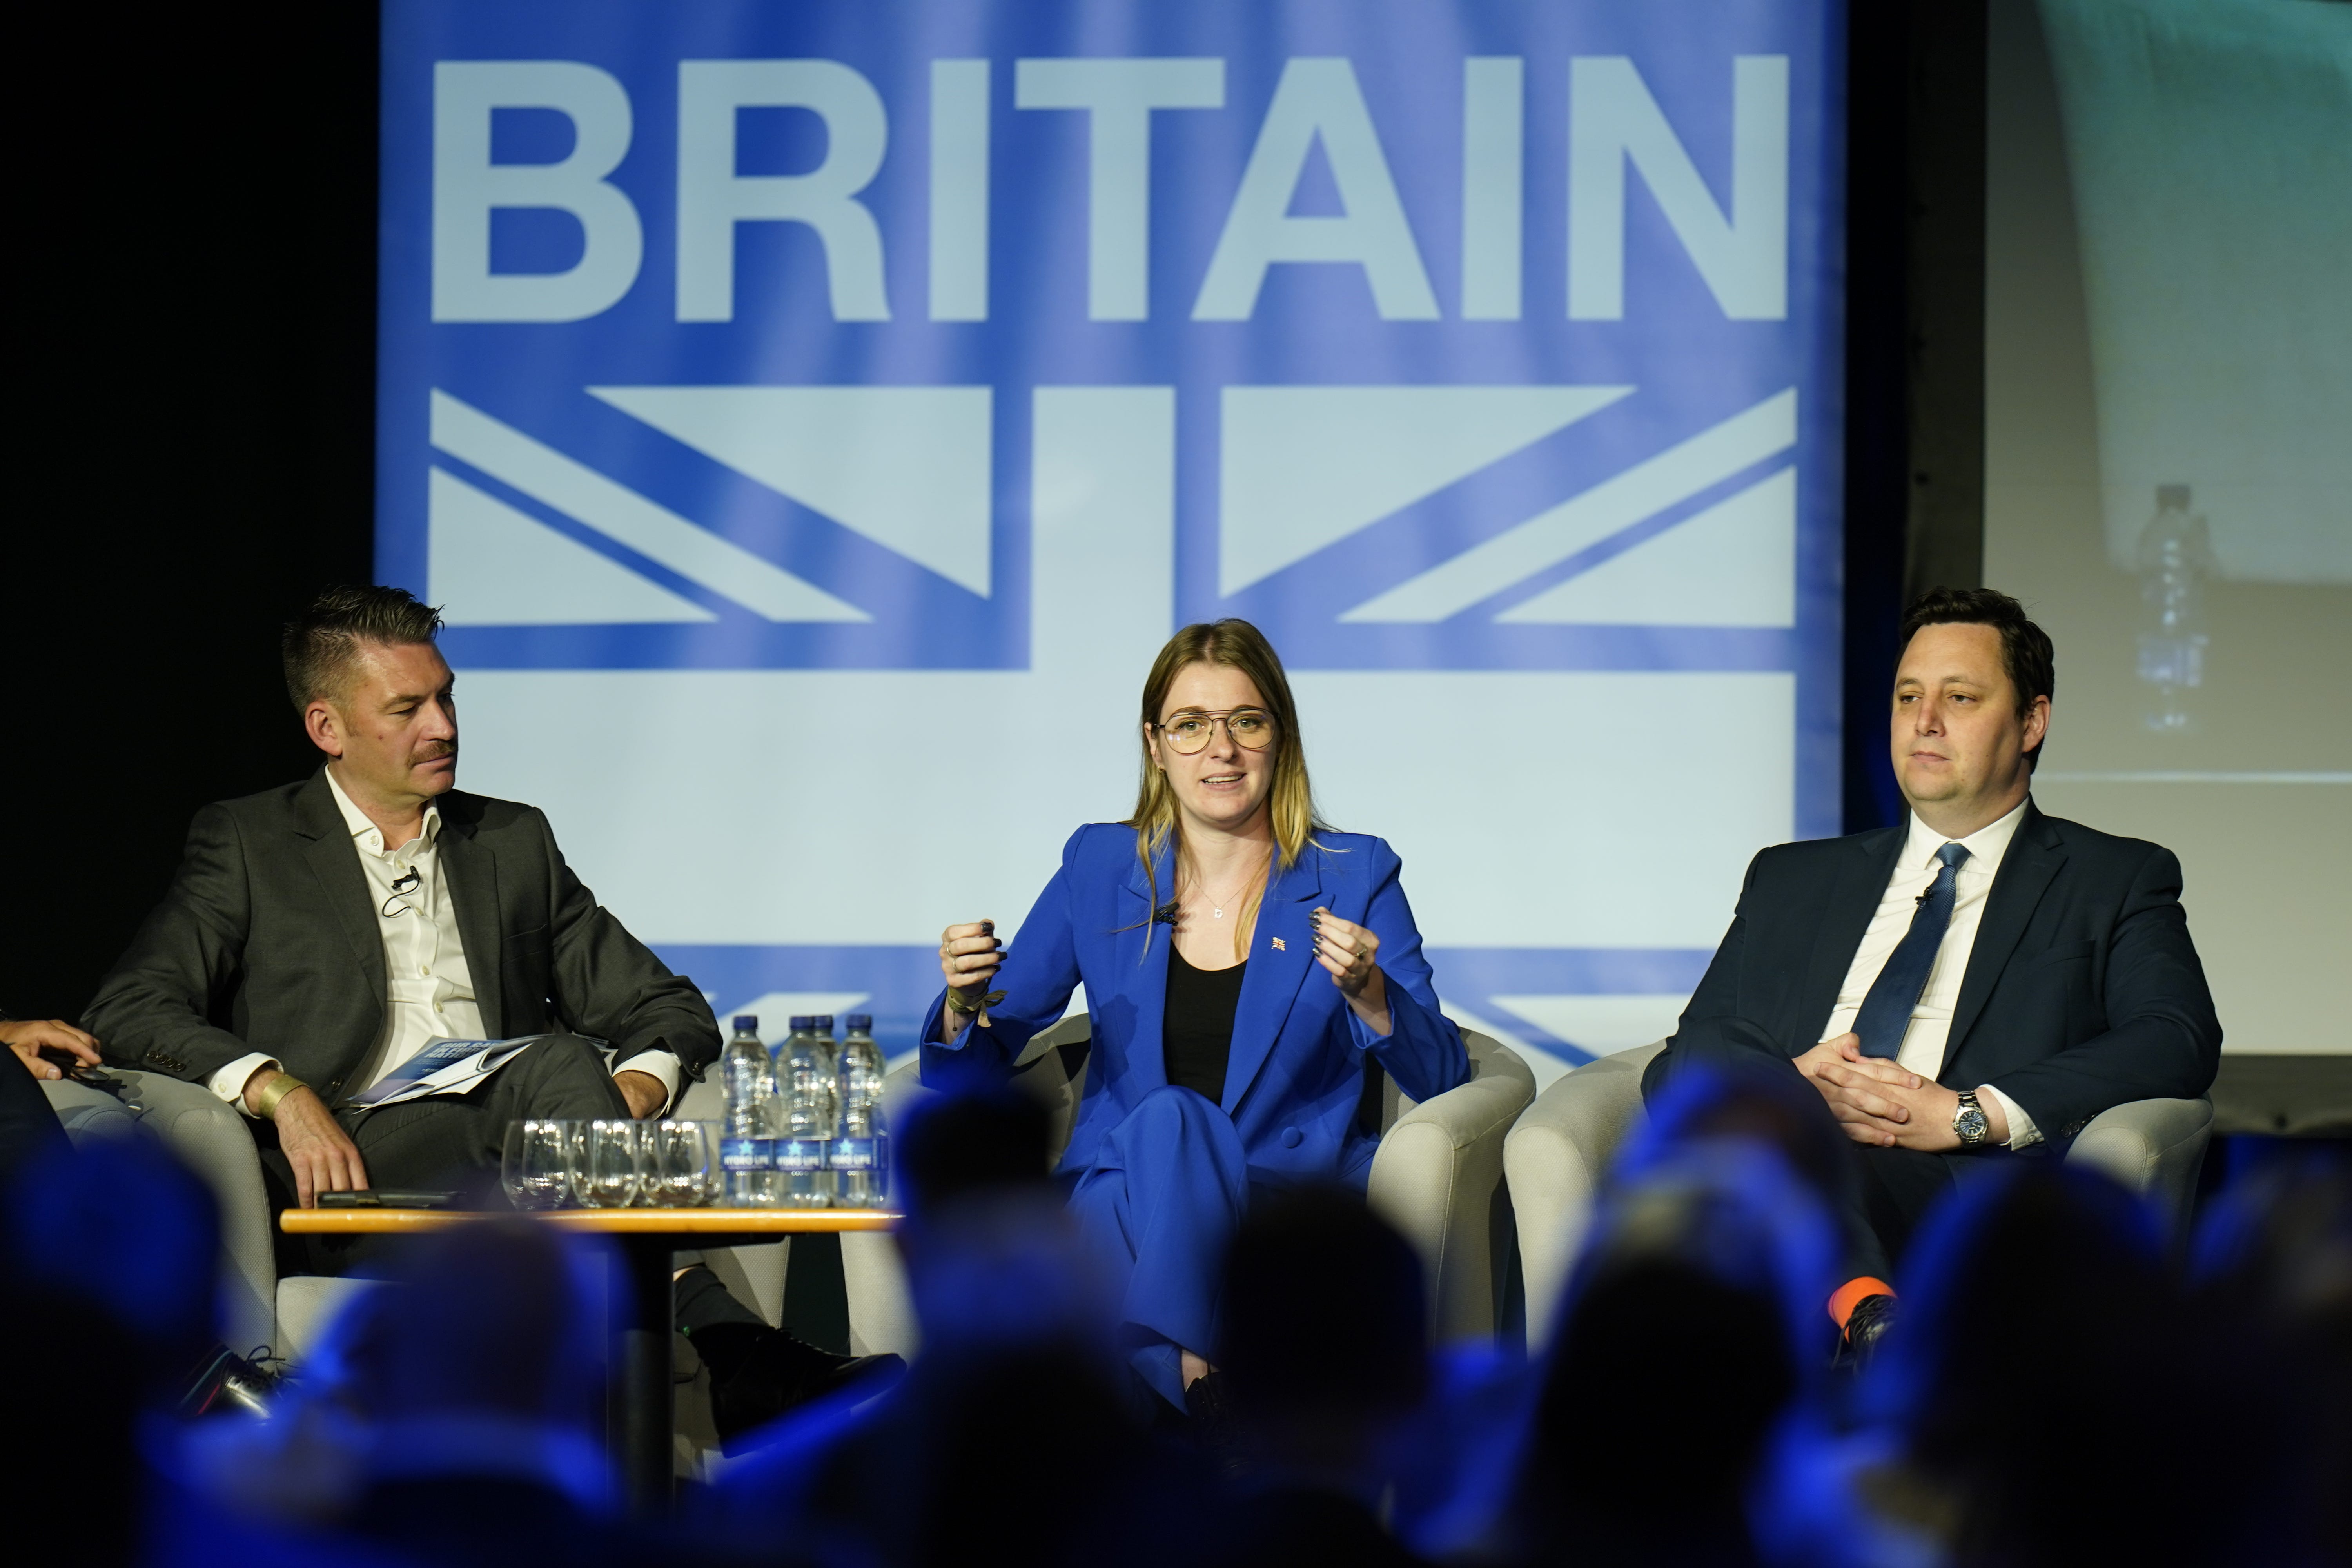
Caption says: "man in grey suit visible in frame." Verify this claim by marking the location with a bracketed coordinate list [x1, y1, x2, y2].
[86, 588, 896, 1430]
[86, 586, 715, 1209]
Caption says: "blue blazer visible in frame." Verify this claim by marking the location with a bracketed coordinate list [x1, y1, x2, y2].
[922, 824, 1469, 1187]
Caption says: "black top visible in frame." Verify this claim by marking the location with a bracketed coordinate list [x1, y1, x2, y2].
[1163, 944, 1247, 1103]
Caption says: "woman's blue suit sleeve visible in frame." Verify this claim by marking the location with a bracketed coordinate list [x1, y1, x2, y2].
[1345, 841, 1469, 1105]
[918, 828, 1087, 1085]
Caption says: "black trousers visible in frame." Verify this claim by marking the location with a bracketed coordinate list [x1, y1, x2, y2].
[1644, 1019, 2013, 1285]
[255, 1033, 627, 1275]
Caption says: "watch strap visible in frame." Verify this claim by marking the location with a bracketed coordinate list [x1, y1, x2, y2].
[1953, 1088, 1988, 1147]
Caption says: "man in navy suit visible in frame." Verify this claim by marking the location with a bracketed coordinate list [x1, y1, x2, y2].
[1645, 588, 2221, 1350]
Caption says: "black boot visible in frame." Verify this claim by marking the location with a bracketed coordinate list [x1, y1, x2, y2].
[689, 1321, 901, 1446]
[1832, 1292, 1896, 1370]
[176, 1344, 279, 1419]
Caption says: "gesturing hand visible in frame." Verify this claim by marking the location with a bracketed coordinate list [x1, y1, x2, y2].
[1310, 908, 1392, 1037]
[246, 1071, 369, 1207]
[936, 919, 1004, 1039]
[2, 1018, 103, 1079]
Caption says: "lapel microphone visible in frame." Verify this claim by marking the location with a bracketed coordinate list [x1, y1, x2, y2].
[1153, 902, 1181, 925]
[382, 865, 423, 918]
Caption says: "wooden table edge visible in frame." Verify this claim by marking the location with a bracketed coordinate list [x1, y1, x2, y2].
[281, 1208, 902, 1235]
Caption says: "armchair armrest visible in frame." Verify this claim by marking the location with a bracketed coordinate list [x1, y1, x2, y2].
[1369, 1032, 1536, 1342]
[2064, 1096, 2214, 1238]
[1504, 1042, 1664, 1349]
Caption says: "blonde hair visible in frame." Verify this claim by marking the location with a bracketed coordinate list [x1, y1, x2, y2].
[1124, 619, 1331, 960]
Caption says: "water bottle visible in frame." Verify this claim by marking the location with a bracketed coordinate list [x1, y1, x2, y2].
[2135, 483, 2215, 734]
[778, 1016, 838, 1207]
[719, 1014, 777, 1207]
[833, 1013, 887, 1209]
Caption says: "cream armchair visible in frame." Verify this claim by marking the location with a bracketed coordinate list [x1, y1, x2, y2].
[841, 1015, 1536, 1358]
[1504, 1040, 2214, 1348]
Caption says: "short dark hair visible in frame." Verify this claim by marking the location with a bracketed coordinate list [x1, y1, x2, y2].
[281, 586, 445, 714]
[1898, 586, 2054, 771]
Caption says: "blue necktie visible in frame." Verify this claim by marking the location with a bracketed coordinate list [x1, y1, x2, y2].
[1853, 842, 1971, 1059]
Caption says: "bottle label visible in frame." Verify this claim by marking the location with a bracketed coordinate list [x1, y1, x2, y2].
[829, 1137, 878, 1171]
[720, 1137, 771, 1172]
[775, 1138, 830, 1173]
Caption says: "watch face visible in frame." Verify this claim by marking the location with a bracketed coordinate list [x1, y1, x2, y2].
[1956, 1105, 1989, 1144]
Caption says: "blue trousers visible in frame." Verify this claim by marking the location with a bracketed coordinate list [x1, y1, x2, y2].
[1066, 1085, 1251, 1410]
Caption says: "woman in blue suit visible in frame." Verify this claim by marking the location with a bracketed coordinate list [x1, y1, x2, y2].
[925, 618, 1468, 1412]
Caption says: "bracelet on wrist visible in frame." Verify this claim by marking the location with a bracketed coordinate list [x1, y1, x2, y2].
[943, 988, 1007, 1028]
[254, 1073, 308, 1120]
[942, 988, 1006, 1014]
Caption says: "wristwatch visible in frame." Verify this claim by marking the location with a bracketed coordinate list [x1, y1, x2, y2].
[1952, 1089, 1991, 1149]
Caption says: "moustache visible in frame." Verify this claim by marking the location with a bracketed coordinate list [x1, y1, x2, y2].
[413, 744, 458, 765]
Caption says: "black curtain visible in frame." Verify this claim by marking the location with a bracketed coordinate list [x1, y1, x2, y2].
[14, 5, 379, 1022]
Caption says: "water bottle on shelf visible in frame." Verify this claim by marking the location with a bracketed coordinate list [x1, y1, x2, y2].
[833, 1013, 887, 1209]
[778, 1016, 839, 1207]
[719, 1014, 777, 1207]
[2135, 483, 2216, 734]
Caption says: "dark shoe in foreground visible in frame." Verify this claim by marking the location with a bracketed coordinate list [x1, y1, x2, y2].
[1832, 1292, 1896, 1371]
[1183, 1368, 1247, 1480]
[693, 1321, 903, 1446]
[177, 1345, 280, 1418]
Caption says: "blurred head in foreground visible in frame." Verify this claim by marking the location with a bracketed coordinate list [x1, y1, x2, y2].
[180, 1216, 611, 1539]
[1513, 1135, 1836, 1566]
[2189, 1149, 2352, 1559]
[1622, 1060, 1851, 1220]
[1865, 1161, 2300, 1568]
[884, 1085, 1202, 1568]
[1218, 1184, 1427, 1485]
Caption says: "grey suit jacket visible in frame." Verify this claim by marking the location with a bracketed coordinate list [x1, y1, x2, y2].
[85, 770, 719, 1102]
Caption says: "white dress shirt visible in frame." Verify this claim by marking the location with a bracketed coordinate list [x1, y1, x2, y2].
[207, 768, 681, 1114]
[1817, 797, 2043, 1149]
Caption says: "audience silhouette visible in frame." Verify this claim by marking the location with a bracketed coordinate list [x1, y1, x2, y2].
[8, 1066, 2349, 1568]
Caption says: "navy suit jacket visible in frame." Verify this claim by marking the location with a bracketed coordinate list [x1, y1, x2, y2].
[921, 824, 1468, 1186]
[1647, 802, 2221, 1142]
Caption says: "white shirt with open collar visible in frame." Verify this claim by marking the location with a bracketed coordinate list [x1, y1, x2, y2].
[205, 768, 681, 1115]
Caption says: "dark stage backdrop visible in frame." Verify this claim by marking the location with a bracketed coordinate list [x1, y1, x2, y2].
[13, 6, 380, 1023]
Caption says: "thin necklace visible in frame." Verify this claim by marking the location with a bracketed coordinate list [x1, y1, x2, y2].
[1190, 848, 1270, 920]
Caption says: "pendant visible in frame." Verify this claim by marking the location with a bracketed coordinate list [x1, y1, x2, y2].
[1212, 906, 1225, 918]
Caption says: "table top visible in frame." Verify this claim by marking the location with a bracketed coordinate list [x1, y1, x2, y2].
[281, 1207, 901, 1235]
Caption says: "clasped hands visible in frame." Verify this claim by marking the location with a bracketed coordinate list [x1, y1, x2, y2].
[1795, 1033, 2007, 1152]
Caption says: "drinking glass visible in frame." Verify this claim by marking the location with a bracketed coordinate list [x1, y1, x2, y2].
[501, 1119, 570, 1210]
[560, 1119, 588, 1206]
[577, 1118, 642, 1209]
[648, 1119, 715, 1208]
[685, 1121, 730, 1207]
[627, 1119, 661, 1207]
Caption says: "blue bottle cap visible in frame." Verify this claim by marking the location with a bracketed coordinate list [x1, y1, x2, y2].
[732, 1015, 759, 1033]
[814, 1015, 835, 1033]
[846, 1014, 873, 1031]
[789, 1015, 815, 1031]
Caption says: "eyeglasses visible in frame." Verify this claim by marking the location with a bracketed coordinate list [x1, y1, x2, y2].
[1155, 707, 1277, 754]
